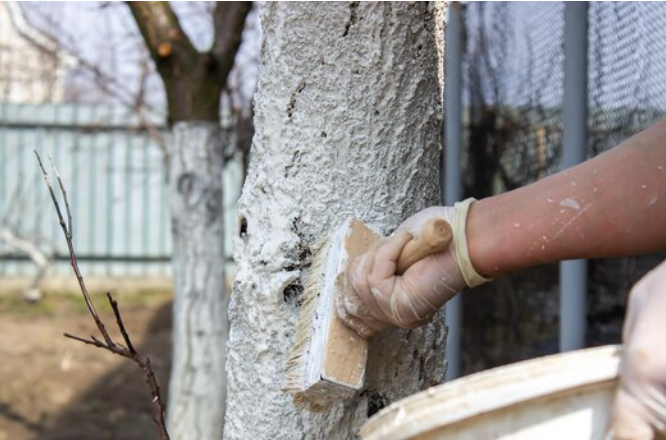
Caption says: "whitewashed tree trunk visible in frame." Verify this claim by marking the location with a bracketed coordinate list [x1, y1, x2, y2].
[167, 122, 227, 440]
[226, 3, 447, 439]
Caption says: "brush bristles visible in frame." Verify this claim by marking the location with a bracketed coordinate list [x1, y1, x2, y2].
[283, 236, 329, 395]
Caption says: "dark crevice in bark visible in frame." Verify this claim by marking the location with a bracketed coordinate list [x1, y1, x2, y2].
[283, 216, 312, 271]
[287, 82, 307, 118]
[282, 280, 304, 306]
[362, 389, 389, 418]
[203, 188, 223, 226]
[177, 173, 196, 197]
[342, 1, 360, 37]
[239, 216, 248, 239]
[284, 150, 302, 177]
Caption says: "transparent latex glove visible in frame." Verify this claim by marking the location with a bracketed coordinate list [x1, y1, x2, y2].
[337, 199, 491, 338]
[608, 259, 666, 440]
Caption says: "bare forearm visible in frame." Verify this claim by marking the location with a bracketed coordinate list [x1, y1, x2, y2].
[468, 118, 666, 278]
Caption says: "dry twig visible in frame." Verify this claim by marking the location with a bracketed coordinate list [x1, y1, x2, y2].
[35, 151, 170, 440]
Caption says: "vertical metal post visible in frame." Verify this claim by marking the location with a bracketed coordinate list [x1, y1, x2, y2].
[142, 132, 150, 277]
[560, 2, 589, 352]
[89, 106, 98, 275]
[443, 1, 463, 380]
[0, 103, 5, 277]
[106, 120, 114, 276]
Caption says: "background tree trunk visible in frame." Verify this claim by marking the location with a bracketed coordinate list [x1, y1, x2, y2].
[127, 4, 251, 439]
[168, 122, 227, 440]
[226, 3, 446, 439]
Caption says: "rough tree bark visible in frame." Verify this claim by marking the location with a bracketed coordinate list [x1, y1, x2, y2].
[226, 3, 446, 439]
[128, 3, 251, 440]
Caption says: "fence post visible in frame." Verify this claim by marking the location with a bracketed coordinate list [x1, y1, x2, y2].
[443, 1, 463, 380]
[560, 1, 589, 352]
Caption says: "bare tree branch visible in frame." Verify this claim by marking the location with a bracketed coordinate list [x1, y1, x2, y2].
[35, 151, 170, 440]
[36, 152, 113, 346]
[22, 4, 161, 112]
[211, 2, 253, 84]
[20, 3, 171, 164]
[127, 1, 199, 75]
[108, 292, 137, 355]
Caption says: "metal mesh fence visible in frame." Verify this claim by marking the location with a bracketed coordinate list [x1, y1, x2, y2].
[460, 1, 666, 374]
[586, 1, 666, 347]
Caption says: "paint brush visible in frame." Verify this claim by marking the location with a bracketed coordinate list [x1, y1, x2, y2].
[284, 217, 453, 410]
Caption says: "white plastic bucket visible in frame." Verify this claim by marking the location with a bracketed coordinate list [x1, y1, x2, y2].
[360, 345, 622, 440]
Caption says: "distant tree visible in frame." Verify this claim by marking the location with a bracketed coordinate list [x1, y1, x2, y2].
[127, 2, 251, 440]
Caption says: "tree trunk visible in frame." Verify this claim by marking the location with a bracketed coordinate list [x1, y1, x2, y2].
[226, 3, 446, 439]
[167, 122, 227, 440]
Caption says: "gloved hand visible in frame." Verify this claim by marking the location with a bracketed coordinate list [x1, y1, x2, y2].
[608, 260, 666, 440]
[337, 199, 491, 338]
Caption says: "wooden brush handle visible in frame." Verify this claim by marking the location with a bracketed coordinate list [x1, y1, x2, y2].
[396, 218, 453, 275]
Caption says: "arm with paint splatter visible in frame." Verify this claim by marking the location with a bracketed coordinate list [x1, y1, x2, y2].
[341, 118, 666, 334]
[468, 118, 666, 277]
[340, 119, 666, 439]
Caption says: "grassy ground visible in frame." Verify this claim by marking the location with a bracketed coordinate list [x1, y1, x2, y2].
[0, 288, 173, 440]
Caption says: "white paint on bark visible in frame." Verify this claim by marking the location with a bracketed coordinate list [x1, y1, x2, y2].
[167, 122, 227, 440]
[226, 3, 447, 438]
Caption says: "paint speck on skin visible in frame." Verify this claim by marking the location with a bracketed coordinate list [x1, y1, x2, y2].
[641, 185, 647, 190]
[649, 196, 658, 206]
[658, 166, 664, 171]
[514, 222, 521, 227]
[593, 188, 598, 193]
[541, 245, 545, 250]
[570, 181, 577, 186]
[546, 198, 554, 204]
[560, 198, 581, 211]
[552, 204, 593, 240]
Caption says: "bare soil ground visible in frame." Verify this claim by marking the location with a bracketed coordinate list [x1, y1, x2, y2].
[0, 290, 173, 440]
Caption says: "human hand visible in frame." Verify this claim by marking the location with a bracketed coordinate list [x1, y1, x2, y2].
[608, 260, 666, 439]
[337, 199, 491, 338]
